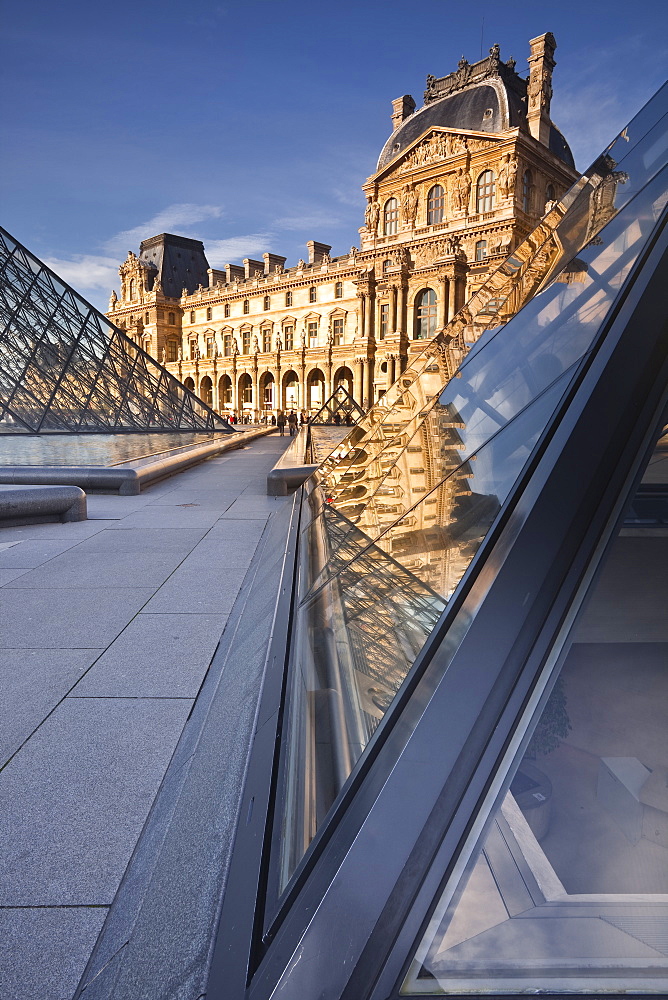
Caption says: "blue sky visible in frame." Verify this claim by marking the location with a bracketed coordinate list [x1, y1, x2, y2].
[2, 0, 666, 311]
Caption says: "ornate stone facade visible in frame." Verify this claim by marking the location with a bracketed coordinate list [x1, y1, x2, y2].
[107, 34, 577, 421]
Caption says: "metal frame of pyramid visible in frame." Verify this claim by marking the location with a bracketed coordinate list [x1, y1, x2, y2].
[309, 384, 365, 425]
[0, 226, 231, 434]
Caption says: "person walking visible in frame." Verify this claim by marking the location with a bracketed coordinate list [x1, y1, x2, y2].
[277, 411, 286, 436]
[288, 410, 298, 437]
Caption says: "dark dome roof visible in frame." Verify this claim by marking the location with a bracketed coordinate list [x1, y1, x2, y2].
[377, 78, 574, 171]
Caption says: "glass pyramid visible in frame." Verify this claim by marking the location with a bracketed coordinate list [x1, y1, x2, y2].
[309, 385, 365, 426]
[0, 227, 230, 434]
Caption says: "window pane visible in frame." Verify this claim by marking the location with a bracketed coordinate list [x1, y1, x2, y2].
[403, 423, 668, 995]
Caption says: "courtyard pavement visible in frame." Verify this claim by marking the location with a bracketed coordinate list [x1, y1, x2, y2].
[0, 431, 291, 1000]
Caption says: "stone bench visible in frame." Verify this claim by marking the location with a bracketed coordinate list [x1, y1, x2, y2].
[0, 484, 87, 526]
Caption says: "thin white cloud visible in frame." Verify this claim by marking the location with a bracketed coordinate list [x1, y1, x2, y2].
[205, 233, 275, 266]
[104, 203, 224, 255]
[273, 211, 344, 231]
[42, 254, 120, 295]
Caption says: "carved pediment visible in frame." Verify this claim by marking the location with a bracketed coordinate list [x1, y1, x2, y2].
[396, 129, 502, 175]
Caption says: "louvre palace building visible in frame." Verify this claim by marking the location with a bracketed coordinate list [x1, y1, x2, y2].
[107, 33, 577, 419]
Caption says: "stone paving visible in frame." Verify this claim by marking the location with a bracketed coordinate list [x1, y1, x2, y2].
[0, 432, 290, 1000]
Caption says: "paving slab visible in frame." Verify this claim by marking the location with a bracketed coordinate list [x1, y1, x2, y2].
[0, 520, 114, 541]
[0, 537, 84, 567]
[0, 648, 103, 766]
[0, 697, 192, 905]
[71, 614, 227, 698]
[142, 565, 249, 614]
[72, 526, 211, 553]
[0, 587, 154, 647]
[106, 507, 223, 531]
[3, 547, 187, 590]
[0, 566, 30, 585]
[0, 907, 108, 1000]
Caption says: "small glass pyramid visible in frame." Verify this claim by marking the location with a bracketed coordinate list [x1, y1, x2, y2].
[0, 227, 230, 434]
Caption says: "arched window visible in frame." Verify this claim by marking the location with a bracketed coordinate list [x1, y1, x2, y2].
[523, 169, 534, 213]
[384, 197, 399, 235]
[309, 286, 317, 303]
[414, 288, 437, 340]
[545, 183, 556, 211]
[427, 185, 445, 225]
[224, 303, 230, 318]
[335, 281, 343, 299]
[190, 311, 195, 323]
[168, 312, 175, 325]
[129, 278, 136, 299]
[243, 300, 249, 315]
[476, 170, 496, 213]
[264, 295, 270, 311]
[206, 307, 212, 321]
[475, 240, 488, 262]
[285, 291, 292, 307]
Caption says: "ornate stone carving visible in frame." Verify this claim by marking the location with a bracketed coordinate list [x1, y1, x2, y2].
[497, 153, 518, 201]
[365, 199, 380, 232]
[452, 167, 471, 213]
[109, 290, 117, 310]
[401, 184, 418, 224]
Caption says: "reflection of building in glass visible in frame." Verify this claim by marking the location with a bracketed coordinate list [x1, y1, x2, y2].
[107, 34, 577, 420]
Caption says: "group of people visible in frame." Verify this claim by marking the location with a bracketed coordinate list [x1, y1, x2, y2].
[276, 410, 303, 436]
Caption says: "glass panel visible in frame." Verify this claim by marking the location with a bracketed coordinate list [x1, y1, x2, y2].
[403, 424, 668, 995]
[271, 88, 668, 903]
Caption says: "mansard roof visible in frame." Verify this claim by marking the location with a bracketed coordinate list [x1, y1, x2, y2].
[377, 47, 574, 172]
[139, 233, 210, 299]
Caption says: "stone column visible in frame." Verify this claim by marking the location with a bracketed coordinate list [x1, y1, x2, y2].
[437, 274, 448, 329]
[252, 365, 259, 420]
[365, 356, 375, 408]
[385, 355, 394, 393]
[358, 292, 367, 339]
[231, 364, 238, 416]
[354, 357, 365, 406]
[325, 359, 333, 402]
[390, 284, 398, 331]
[299, 360, 307, 412]
[448, 276, 457, 322]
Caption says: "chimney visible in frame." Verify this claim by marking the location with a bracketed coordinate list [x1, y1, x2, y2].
[306, 241, 332, 265]
[263, 252, 287, 275]
[526, 33, 556, 146]
[243, 258, 265, 279]
[225, 263, 245, 283]
[391, 95, 416, 130]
